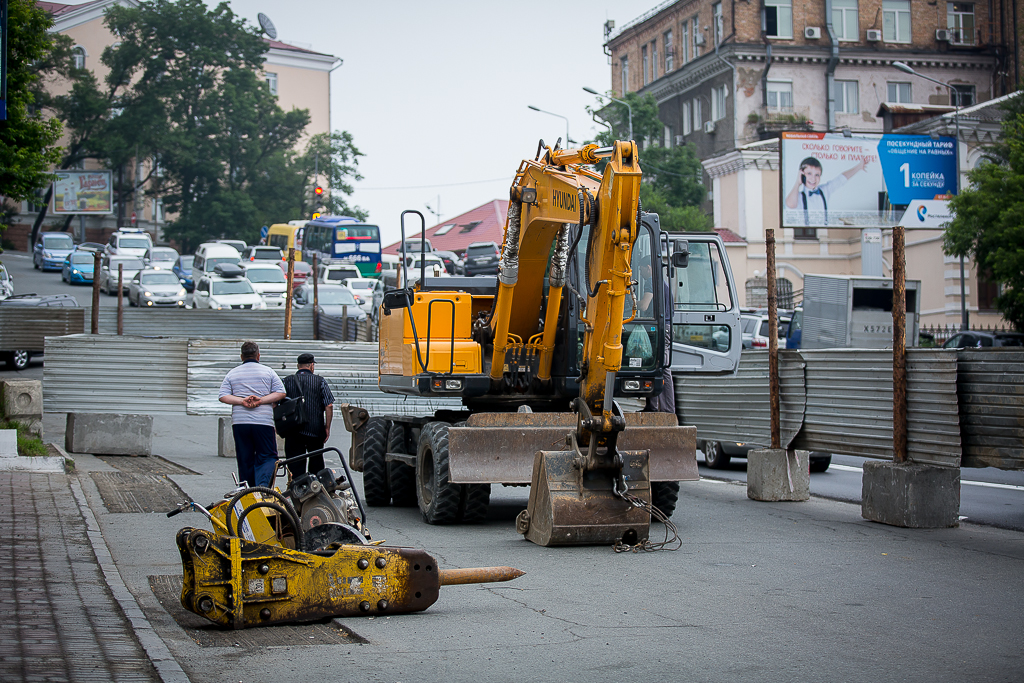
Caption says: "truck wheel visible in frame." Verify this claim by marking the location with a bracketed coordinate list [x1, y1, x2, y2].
[809, 453, 832, 473]
[361, 417, 391, 506]
[387, 422, 417, 507]
[703, 440, 730, 469]
[416, 422, 463, 524]
[4, 350, 30, 371]
[651, 482, 680, 518]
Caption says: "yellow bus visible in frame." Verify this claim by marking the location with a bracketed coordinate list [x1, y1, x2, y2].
[266, 222, 306, 260]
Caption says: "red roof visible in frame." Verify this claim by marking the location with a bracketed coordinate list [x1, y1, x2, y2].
[264, 38, 333, 57]
[715, 228, 746, 243]
[38, 0, 105, 15]
[384, 200, 509, 255]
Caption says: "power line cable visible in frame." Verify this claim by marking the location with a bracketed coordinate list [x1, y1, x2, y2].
[356, 177, 508, 191]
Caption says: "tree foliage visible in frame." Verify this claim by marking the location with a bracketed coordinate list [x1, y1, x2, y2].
[0, 0, 65, 206]
[945, 94, 1024, 330]
[586, 91, 710, 232]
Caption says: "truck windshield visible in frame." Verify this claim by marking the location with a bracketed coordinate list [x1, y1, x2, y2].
[674, 242, 733, 311]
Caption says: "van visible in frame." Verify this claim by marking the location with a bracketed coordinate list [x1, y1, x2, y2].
[380, 253, 400, 286]
[105, 229, 153, 258]
[266, 223, 303, 260]
[192, 243, 242, 276]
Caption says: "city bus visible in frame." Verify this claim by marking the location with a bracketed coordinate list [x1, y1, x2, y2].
[301, 215, 381, 277]
[266, 223, 305, 260]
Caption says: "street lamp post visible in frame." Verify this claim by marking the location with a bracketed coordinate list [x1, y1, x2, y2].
[892, 61, 968, 331]
[527, 105, 572, 147]
[583, 87, 633, 142]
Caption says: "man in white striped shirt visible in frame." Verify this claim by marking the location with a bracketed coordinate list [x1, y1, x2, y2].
[219, 341, 286, 487]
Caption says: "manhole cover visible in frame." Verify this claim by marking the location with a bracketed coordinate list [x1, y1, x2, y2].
[90, 471, 190, 513]
[148, 576, 365, 647]
[98, 455, 199, 476]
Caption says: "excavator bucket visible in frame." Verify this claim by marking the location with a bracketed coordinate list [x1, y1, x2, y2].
[516, 448, 652, 547]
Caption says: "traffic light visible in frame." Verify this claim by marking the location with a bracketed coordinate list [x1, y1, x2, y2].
[314, 186, 324, 198]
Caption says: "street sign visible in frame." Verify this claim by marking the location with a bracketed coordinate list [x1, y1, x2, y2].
[260, 225, 269, 239]
[131, 212, 137, 225]
[311, 212, 321, 220]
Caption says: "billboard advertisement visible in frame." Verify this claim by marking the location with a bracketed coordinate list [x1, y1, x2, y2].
[781, 132, 957, 228]
[52, 170, 113, 214]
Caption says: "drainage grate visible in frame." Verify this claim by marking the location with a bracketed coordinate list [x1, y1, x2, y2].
[90, 471, 190, 513]
[148, 575, 366, 647]
[97, 454, 199, 476]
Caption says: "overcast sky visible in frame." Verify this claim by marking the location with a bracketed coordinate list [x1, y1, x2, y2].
[215, 0, 657, 245]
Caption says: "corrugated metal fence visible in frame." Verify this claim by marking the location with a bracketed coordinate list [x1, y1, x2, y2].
[0, 308, 85, 350]
[956, 349, 1024, 470]
[87, 307, 316, 339]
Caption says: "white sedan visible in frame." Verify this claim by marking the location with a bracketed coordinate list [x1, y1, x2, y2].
[340, 277, 384, 316]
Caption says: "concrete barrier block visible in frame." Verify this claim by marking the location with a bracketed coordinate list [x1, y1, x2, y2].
[65, 413, 153, 455]
[218, 417, 235, 458]
[0, 429, 17, 458]
[1, 379, 42, 419]
[862, 461, 960, 528]
[747, 449, 810, 502]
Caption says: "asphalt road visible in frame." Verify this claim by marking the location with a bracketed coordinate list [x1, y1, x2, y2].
[1, 248, 144, 306]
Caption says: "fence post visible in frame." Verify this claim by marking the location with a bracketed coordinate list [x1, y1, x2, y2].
[766, 228, 780, 450]
[312, 253, 320, 340]
[892, 224, 907, 464]
[116, 263, 124, 335]
[284, 248, 295, 340]
[342, 304, 349, 341]
[91, 251, 101, 334]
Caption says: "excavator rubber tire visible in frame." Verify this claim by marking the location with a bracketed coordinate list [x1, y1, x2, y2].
[388, 422, 418, 507]
[361, 416, 391, 506]
[651, 481, 680, 519]
[416, 422, 463, 524]
[451, 421, 490, 523]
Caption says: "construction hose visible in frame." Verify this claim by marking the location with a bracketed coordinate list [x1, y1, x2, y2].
[225, 486, 301, 541]
[234, 500, 304, 550]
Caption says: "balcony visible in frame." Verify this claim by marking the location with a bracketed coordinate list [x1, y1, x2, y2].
[749, 106, 814, 140]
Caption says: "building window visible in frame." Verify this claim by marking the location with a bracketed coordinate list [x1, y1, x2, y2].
[711, 84, 728, 121]
[794, 227, 818, 240]
[713, 3, 724, 45]
[836, 80, 859, 113]
[265, 72, 278, 95]
[651, 41, 658, 81]
[765, 0, 794, 38]
[767, 80, 793, 110]
[832, 0, 859, 40]
[620, 56, 629, 94]
[154, 197, 164, 223]
[977, 271, 1000, 310]
[682, 101, 692, 135]
[72, 46, 87, 70]
[952, 84, 976, 107]
[692, 17, 702, 57]
[887, 81, 912, 103]
[664, 30, 674, 72]
[681, 21, 690, 63]
[664, 125, 674, 147]
[883, 0, 912, 42]
[642, 45, 649, 86]
[948, 2, 975, 45]
[692, 98, 703, 127]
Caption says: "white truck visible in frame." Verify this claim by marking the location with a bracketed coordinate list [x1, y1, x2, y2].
[793, 274, 921, 349]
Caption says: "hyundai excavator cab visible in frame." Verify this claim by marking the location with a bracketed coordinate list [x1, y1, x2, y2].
[343, 140, 740, 547]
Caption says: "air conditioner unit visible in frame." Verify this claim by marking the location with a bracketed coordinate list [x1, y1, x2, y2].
[866, 29, 882, 41]
[675, 134, 685, 145]
[935, 28, 951, 41]
[695, 33, 706, 46]
[805, 26, 822, 39]
[704, 120, 716, 134]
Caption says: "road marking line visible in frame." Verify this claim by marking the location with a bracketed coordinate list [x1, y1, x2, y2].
[827, 464, 1024, 491]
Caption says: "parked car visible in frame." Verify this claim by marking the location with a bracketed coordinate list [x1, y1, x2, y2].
[104, 228, 153, 258]
[0, 293, 78, 369]
[99, 255, 145, 295]
[462, 241, 500, 276]
[700, 439, 832, 473]
[241, 245, 284, 263]
[402, 253, 448, 285]
[33, 232, 76, 271]
[193, 243, 241, 277]
[143, 246, 180, 269]
[279, 260, 313, 289]
[340, 277, 385, 316]
[127, 268, 187, 308]
[317, 263, 361, 284]
[292, 283, 368, 322]
[215, 239, 247, 253]
[74, 241, 106, 253]
[941, 331, 1024, 348]
[401, 238, 433, 254]
[0, 262, 13, 299]
[433, 250, 463, 275]
[192, 264, 266, 310]
[173, 255, 195, 292]
[741, 314, 790, 350]
[61, 251, 96, 285]
[242, 262, 289, 307]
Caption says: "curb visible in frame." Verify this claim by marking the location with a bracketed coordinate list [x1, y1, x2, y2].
[68, 465, 191, 683]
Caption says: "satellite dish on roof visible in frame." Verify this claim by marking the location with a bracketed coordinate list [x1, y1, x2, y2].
[257, 13, 278, 40]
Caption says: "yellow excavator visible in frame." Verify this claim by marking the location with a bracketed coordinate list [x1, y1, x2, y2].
[342, 139, 740, 547]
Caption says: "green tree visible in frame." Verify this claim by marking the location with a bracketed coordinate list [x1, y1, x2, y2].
[587, 91, 710, 232]
[945, 94, 1024, 331]
[0, 0, 65, 219]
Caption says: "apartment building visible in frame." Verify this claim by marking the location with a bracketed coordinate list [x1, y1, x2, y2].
[606, 0, 1014, 327]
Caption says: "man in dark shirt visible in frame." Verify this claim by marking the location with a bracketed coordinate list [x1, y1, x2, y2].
[283, 353, 335, 478]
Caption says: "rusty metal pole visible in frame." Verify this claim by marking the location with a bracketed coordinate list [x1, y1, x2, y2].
[892, 224, 907, 464]
[766, 228, 780, 450]
[116, 263, 124, 335]
[342, 304, 349, 342]
[312, 253, 320, 341]
[91, 251, 101, 334]
[284, 248, 295, 340]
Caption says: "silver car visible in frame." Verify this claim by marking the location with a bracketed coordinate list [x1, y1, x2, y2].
[128, 269, 187, 308]
[100, 256, 146, 295]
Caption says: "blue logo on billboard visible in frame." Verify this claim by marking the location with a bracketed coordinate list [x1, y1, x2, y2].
[917, 205, 928, 221]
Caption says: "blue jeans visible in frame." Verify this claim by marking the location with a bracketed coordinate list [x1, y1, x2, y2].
[232, 424, 278, 487]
